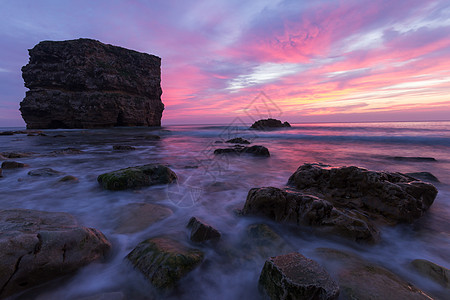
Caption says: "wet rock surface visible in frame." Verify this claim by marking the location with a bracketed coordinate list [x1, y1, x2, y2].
[287, 163, 437, 223]
[315, 248, 432, 300]
[250, 118, 291, 130]
[0, 209, 111, 298]
[97, 164, 177, 190]
[259, 252, 339, 300]
[126, 237, 204, 290]
[115, 203, 173, 234]
[187, 217, 221, 242]
[214, 145, 270, 157]
[1, 161, 28, 169]
[20, 38, 164, 129]
[411, 259, 449, 288]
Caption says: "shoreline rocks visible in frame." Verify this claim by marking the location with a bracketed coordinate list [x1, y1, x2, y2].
[97, 164, 177, 190]
[0, 209, 111, 298]
[20, 38, 164, 129]
[250, 118, 291, 130]
[126, 237, 204, 290]
[259, 252, 339, 300]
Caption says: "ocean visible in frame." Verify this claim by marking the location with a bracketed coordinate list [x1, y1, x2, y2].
[1, 121, 449, 299]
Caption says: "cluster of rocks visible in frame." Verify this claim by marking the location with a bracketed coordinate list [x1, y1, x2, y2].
[19, 39, 164, 129]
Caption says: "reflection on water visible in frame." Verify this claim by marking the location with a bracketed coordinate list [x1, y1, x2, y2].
[0, 121, 449, 299]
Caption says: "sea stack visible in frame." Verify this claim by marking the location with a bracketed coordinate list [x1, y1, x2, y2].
[20, 38, 164, 129]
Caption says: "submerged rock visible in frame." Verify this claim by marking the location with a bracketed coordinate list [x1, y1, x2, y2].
[97, 164, 177, 190]
[115, 203, 173, 234]
[58, 175, 79, 183]
[0, 209, 111, 298]
[50, 148, 84, 155]
[1, 161, 28, 169]
[20, 38, 164, 129]
[411, 259, 450, 288]
[112, 145, 136, 151]
[250, 118, 291, 130]
[1, 152, 33, 158]
[187, 217, 221, 242]
[287, 164, 438, 223]
[226, 137, 250, 144]
[214, 145, 270, 157]
[28, 168, 63, 176]
[126, 237, 204, 289]
[259, 252, 339, 300]
[315, 248, 432, 300]
[406, 172, 440, 183]
[242, 187, 379, 242]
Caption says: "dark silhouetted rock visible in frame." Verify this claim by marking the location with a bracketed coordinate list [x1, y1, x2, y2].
[187, 217, 221, 242]
[115, 203, 172, 234]
[1, 161, 28, 169]
[411, 259, 450, 288]
[391, 156, 437, 162]
[0, 168, 2, 177]
[316, 248, 432, 300]
[97, 164, 177, 190]
[242, 187, 379, 242]
[287, 164, 437, 223]
[226, 137, 250, 144]
[0, 131, 14, 135]
[406, 172, 440, 183]
[259, 252, 339, 300]
[20, 38, 164, 129]
[28, 168, 63, 176]
[113, 145, 136, 151]
[214, 145, 270, 157]
[126, 237, 204, 289]
[250, 118, 291, 130]
[0, 209, 111, 298]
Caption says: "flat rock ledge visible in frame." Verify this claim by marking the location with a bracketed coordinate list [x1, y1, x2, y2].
[0, 209, 111, 298]
[97, 164, 177, 190]
[126, 237, 204, 290]
[259, 252, 339, 300]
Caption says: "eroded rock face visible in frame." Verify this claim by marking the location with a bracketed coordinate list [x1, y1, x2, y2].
[259, 252, 339, 300]
[20, 38, 164, 129]
[0, 209, 111, 298]
[288, 164, 438, 223]
[242, 187, 379, 242]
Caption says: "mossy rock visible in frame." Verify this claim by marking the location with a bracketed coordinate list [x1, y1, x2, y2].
[126, 237, 204, 289]
[97, 164, 177, 190]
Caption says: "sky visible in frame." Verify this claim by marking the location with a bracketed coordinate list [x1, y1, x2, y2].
[1, 0, 450, 127]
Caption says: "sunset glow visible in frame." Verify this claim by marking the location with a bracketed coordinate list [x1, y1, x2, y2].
[1, 0, 450, 126]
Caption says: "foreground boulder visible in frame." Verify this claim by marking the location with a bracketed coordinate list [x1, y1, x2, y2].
[214, 145, 270, 157]
[315, 248, 432, 300]
[288, 164, 438, 223]
[20, 38, 164, 129]
[187, 217, 221, 242]
[242, 187, 379, 242]
[126, 237, 204, 289]
[250, 118, 291, 129]
[0, 209, 111, 298]
[97, 164, 177, 190]
[259, 252, 339, 300]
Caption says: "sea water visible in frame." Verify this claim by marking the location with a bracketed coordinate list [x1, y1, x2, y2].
[0, 121, 449, 299]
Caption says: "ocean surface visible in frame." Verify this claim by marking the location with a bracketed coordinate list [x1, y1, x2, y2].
[1, 121, 449, 299]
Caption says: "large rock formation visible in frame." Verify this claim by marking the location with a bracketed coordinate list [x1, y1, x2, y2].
[20, 38, 164, 129]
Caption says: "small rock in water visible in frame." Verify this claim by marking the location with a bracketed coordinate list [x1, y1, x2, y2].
[226, 137, 251, 144]
[53, 134, 66, 138]
[50, 148, 84, 155]
[0, 209, 111, 298]
[28, 168, 63, 176]
[126, 237, 204, 289]
[250, 118, 291, 130]
[259, 252, 339, 300]
[0, 131, 14, 135]
[1, 152, 33, 158]
[115, 203, 173, 234]
[58, 175, 79, 183]
[112, 145, 136, 151]
[97, 164, 177, 190]
[1, 161, 29, 169]
[144, 134, 161, 140]
[187, 216, 221, 242]
[405, 172, 440, 183]
[411, 259, 450, 288]
[214, 145, 270, 157]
